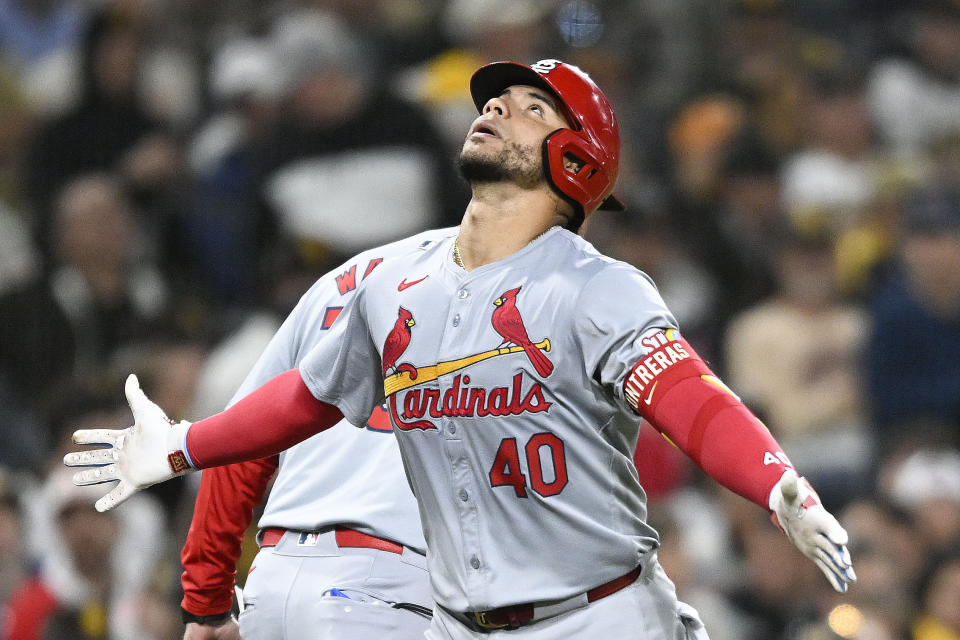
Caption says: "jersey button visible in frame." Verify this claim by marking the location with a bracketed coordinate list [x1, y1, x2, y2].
[457, 289, 469, 299]
[452, 313, 460, 327]
[459, 489, 469, 501]
[470, 555, 480, 569]
[447, 423, 456, 434]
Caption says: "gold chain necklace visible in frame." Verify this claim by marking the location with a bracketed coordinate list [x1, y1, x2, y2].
[452, 237, 465, 268]
[452, 227, 555, 270]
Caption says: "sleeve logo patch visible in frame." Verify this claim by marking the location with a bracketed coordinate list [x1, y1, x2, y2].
[624, 330, 689, 412]
[167, 450, 191, 474]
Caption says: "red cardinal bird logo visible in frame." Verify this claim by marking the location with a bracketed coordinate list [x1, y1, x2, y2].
[491, 287, 553, 378]
[382, 307, 417, 377]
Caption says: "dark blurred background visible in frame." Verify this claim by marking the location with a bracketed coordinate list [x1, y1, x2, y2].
[0, 1, 958, 638]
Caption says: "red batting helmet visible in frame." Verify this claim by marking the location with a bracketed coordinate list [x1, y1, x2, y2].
[470, 59, 624, 223]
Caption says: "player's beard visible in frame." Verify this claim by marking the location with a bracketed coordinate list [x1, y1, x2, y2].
[457, 140, 544, 190]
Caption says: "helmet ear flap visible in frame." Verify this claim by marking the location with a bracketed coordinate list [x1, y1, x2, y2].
[542, 129, 613, 218]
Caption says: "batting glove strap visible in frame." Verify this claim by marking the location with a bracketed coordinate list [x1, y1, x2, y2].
[64, 374, 195, 512]
[181, 608, 232, 625]
[768, 469, 857, 593]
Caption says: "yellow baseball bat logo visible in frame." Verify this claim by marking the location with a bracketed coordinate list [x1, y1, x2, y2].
[384, 339, 551, 397]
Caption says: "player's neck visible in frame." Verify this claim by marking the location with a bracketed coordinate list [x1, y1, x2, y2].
[456, 189, 566, 271]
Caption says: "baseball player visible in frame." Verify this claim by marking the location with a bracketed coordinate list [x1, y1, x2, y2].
[66, 60, 856, 639]
[180, 230, 457, 640]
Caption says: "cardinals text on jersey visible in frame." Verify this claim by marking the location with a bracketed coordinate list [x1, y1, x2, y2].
[382, 287, 554, 431]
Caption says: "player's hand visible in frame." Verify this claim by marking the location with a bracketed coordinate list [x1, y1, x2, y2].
[769, 469, 856, 593]
[63, 374, 194, 512]
[183, 619, 240, 640]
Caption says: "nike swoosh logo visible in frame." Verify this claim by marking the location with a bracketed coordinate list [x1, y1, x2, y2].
[643, 381, 659, 405]
[398, 275, 429, 291]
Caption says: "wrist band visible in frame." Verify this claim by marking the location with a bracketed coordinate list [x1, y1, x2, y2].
[181, 608, 231, 625]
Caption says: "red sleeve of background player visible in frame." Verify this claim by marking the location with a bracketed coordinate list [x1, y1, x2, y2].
[177, 370, 342, 614]
[184, 369, 343, 469]
[180, 455, 278, 617]
[623, 330, 791, 508]
[2, 576, 59, 639]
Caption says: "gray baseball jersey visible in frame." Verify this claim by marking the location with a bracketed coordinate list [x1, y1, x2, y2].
[237, 227, 457, 546]
[300, 225, 679, 612]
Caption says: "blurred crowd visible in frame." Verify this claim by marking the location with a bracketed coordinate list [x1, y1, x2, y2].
[0, 0, 958, 639]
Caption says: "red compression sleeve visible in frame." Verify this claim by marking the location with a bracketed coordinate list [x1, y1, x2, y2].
[624, 333, 791, 508]
[185, 369, 343, 469]
[180, 455, 278, 616]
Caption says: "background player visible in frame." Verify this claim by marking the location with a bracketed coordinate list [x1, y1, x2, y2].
[66, 59, 855, 639]
[181, 229, 458, 640]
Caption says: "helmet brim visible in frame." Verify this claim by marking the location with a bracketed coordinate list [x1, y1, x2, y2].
[598, 194, 625, 211]
[470, 62, 578, 130]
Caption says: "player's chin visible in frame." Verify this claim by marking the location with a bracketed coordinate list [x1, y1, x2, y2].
[458, 148, 504, 183]
[461, 136, 495, 157]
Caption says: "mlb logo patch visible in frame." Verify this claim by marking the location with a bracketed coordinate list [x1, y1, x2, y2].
[298, 532, 320, 546]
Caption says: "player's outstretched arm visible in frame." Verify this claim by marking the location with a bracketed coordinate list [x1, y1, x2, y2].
[623, 332, 856, 593]
[64, 369, 343, 511]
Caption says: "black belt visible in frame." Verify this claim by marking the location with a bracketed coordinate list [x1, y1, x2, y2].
[459, 565, 642, 631]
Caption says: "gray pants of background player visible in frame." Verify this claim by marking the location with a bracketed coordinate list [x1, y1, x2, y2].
[427, 553, 709, 640]
[238, 530, 433, 640]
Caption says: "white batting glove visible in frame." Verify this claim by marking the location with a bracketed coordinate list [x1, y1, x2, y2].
[769, 469, 857, 593]
[63, 374, 194, 512]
